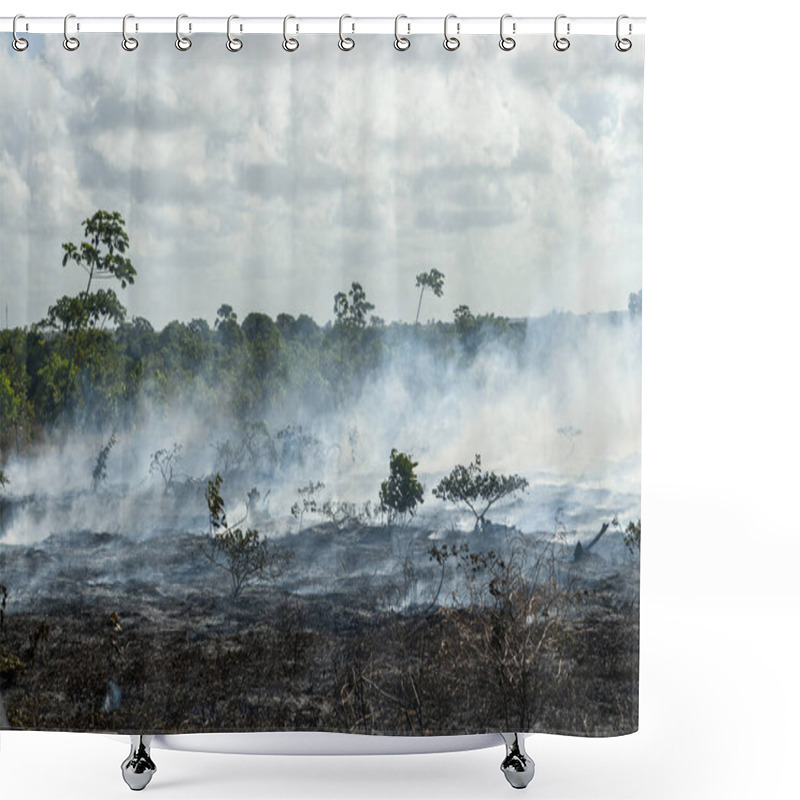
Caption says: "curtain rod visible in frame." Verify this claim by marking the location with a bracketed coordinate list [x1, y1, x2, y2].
[1, 16, 646, 36]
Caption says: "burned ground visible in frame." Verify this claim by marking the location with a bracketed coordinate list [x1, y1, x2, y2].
[0, 521, 638, 736]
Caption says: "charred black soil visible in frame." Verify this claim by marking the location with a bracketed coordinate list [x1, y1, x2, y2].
[0, 523, 638, 736]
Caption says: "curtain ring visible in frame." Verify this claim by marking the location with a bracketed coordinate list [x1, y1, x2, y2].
[615, 14, 632, 52]
[499, 14, 516, 51]
[553, 14, 570, 51]
[175, 14, 192, 51]
[122, 14, 138, 51]
[338, 14, 355, 51]
[443, 14, 460, 51]
[226, 14, 243, 52]
[12, 15, 29, 52]
[394, 14, 410, 51]
[63, 13, 80, 51]
[282, 15, 299, 51]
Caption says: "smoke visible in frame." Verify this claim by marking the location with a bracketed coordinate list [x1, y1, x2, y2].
[0, 309, 640, 555]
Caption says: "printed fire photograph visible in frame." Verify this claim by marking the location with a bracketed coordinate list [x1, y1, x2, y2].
[0, 32, 643, 738]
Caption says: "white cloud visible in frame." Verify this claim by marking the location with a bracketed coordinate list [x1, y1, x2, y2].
[1, 32, 643, 328]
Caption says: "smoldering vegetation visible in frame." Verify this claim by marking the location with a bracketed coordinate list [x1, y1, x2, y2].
[1, 240, 641, 734]
[0, 524, 639, 736]
[0, 307, 641, 546]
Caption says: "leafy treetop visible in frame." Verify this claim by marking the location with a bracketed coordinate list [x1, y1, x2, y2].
[334, 282, 375, 329]
[61, 210, 136, 288]
[379, 448, 425, 525]
[414, 268, 445, 324]
[432, 454, 528, 530]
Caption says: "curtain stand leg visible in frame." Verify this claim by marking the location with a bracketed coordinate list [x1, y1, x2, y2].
[500, 732, 535, 789]
[121, 734, 157, 791]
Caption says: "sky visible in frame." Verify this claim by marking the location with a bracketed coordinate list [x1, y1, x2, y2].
[0, 32, 643, 329]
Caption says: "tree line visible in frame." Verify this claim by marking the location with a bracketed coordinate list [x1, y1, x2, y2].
[0, 211, 525, 464]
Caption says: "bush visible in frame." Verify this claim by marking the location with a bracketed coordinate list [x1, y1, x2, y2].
[201, 474, 292, 598]
[379, 449, 424, 526]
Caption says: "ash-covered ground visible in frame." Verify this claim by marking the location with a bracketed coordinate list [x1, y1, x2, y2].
[0, 499, 639, 736]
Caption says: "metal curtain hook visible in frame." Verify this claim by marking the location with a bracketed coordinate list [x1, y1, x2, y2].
[122, 14, 138, 51]
[226, 14, 243, 51]
[443, 14, 460, 51]
[175, 13, 192, 51]
[338, 14, 355, 51]
[282, 15, 299, 51]
[615, 14, 632, 51]
[499, 14, 516, 51]
[394, 14, 410, 51]
[12, 14, 29, 51]
[553, 14, 570, 51]
[63, 13, 80, 51]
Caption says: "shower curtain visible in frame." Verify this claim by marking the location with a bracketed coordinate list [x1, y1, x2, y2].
[0, 28, 643, 737]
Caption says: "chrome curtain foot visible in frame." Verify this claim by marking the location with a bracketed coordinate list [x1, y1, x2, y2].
[121, 735, 157, 791]
[500, 733, 535, 790]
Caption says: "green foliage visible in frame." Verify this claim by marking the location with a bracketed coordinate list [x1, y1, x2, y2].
[379, 449, 425, 525]
[215, 304, 243, 348]
[0, 373, 18, 434]
[41, 210, 137, 416]
[43, 289, 126, 333]
[202, 473, 292, 598]
[414, 268, 445, 324]
[334, 282, 375, 329]
[61, 210, 136, 287]
[0, 328, 35, 455]
[453, 304, 477, 339]
[2, 246, 531, 464]
[30, 350, 71, 425]
[432, 454, 528, 530]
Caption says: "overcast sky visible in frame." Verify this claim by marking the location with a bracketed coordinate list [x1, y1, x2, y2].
[0, 33, 643, 329]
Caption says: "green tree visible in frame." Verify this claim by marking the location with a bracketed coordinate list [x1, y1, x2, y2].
[453, 304, 477, 337]
[241, 312, 281, 393]
[54, 210, 136, 404]
[432, 454, 528, 530]
[334, 282, 375, 329]
[0, 329, 33, 456]
[43, 290, 126, 334]
[414, 269, 445, 324]
[0, 373, 19, 454]
[379, 449, 425, 526]
[214, 304, 243, 348]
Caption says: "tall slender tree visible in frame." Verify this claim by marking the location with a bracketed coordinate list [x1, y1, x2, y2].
[414, 269, 445, 324]
[55, 211, 136, 404]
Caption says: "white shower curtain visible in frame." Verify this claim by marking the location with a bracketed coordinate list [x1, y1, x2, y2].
[0, 25, 642, 737]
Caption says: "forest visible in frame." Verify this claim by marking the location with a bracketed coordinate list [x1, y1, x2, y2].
[0, 211, 641, 736]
